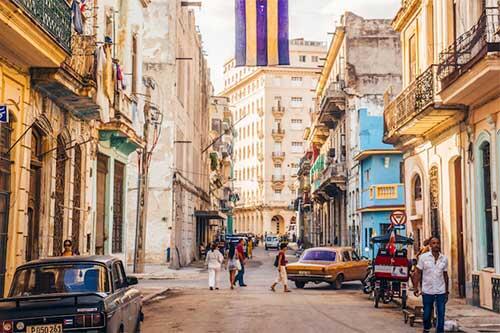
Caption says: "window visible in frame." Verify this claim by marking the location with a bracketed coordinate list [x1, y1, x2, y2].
[132, 35, 138, 94]
[299, 55, 307, 62]
[112, 262, 126, 290]
[291, 97, 303, 108]
[342, 251, 351, 262]
[413, 175, 422, 200]
[291, 119, 303, 130]
[291, 142, 303, 153]
[312, 56, 319, 62]
[274, 189, 282, 194]
[302, 250, 336, 262]
[291, 76, 303, 87]
[408, 33, 417, 83]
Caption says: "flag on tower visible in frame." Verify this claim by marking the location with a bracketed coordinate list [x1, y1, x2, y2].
[235, 0, 290, 67]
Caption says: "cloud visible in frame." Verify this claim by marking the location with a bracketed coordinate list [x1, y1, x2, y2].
[196, 0, 400, 93]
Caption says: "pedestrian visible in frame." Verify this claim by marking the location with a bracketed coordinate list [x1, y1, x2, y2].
[62, 239, 74, 257]
[247, 238, 253, 259]
[413, 237, 449, 333]
[227, 243, 238, 290]
[270, 242, 291, 293]
[235, 239, 247, 287]
[205, 242, 224, 290]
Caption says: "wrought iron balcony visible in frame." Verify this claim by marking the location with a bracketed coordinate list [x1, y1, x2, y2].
[272, 106, 285, 118]
[271, 128, 285, 141]
[272, 151, 285, 162]
[318, 81, 346, 129]
[383, 65, 464, 145]
[439, 7, 500, 88]
[272, 175, 285, 182]
[12, 0, 72, 52]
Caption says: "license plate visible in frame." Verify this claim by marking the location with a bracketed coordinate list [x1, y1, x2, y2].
[26, 324, 63, 333]
[299, 271, 310, 276]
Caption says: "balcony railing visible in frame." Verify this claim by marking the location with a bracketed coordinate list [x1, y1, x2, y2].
[272, 175, 285, 182]
[384, 65, 440, 138]
[272, 152, 285, 161]
[322, 162, 347, 182]
[12, 0, 72, 52]
[271, 128, 285, 140]
[272, 106, 285, 118]
[438, 7, 500, 89]
[369, 184, 398, 200]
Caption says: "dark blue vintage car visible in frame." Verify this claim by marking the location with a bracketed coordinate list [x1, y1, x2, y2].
[0, 256, 143, 333]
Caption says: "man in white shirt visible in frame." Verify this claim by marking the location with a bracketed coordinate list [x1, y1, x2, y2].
[414, 237, 449, 333]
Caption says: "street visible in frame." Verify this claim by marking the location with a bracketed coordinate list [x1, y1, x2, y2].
[141, 247, 416, 333]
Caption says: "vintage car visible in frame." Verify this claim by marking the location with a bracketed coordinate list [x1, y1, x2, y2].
[286, 247, 369, 289]
[0, 256, 143, 333]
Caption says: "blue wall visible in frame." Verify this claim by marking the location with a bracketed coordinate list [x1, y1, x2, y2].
[358, 108, 393, 151]
[360, 211, 407, 258]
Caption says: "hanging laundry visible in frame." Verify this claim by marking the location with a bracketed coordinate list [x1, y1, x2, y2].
[80, 0, 87, 13]
[95, 46, 110, 123]
[103, 44, 114, 108]
[116, 64, 127, 90]
[72, 0, 83, 34]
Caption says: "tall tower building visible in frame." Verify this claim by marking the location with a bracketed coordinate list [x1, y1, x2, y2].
[221, 38, 326, 236]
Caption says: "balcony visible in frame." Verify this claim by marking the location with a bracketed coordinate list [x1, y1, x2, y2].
[271, 128, 285, 141]
[271, 175, 285, 190]
[384, 65, 465, 146]
[257, 108, 264, 117]
[438, 7, 500, 106]
[318, 81, 346, 129]
[0, 0, 71, 67]
[257, 129, 264, 140]
[272, 151, 285, 162]
[361, 184, 405, 210]
[311, 161, 347, 200]
[258, 153, 264, 162]
[272, 106, 285, 118]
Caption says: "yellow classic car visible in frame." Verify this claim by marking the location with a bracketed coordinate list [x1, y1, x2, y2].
[286, 247, 369, 289]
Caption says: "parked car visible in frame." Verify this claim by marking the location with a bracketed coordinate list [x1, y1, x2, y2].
[286, 247, 369, 289]
[265, 235, 280, 250]
[0, 256, 143, 333]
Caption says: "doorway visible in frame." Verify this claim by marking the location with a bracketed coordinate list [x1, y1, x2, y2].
[96, 153, 109, 255]
[27, 127, 43, 261]
[112, 161, 124, 253]
[72, 145, 82, 253]
[53, 135, 67, 256]
[0, 120, 12, 296]
[481, 142, 494, 268]
[453, 158, 466, 297]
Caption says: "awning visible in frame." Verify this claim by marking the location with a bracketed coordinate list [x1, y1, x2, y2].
[194, 210, 227, 220]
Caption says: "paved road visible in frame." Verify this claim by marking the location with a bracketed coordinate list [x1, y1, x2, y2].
[141, 247, 419, 333]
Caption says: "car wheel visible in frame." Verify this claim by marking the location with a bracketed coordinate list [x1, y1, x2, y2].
[294, 281, 306, 289]
[265, 246, 268, 251]
[333, 274, 344, 290]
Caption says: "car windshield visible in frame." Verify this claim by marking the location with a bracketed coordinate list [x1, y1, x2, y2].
[10, 263, 110, 297]
[302, 250, 336, 262]
[267, 237, 277, 241]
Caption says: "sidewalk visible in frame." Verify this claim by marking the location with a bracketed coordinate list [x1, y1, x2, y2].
[126, 263, 206, 280]
[404, 293, 500, 332]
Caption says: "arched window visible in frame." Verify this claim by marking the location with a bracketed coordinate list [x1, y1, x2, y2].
[413, 175, 422, 200]
[481, 142, 493, 267]
[429, 166, 440, 238]
[27, 126, 44, 261]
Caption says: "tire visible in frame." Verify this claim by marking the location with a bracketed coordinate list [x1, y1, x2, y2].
[295, 281, 306, 289]
[374, 290, 380, 308]
[265, 246, 268, 251]
[135, 319, 141, 333]
[333, 274, 344, 290]
[401, 290, 407, 309]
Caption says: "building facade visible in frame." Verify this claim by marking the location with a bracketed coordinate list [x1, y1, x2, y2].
[127, 0, 212, 269]
[303, 12, 402, 248]
[0, 0, 146, 295]
[222, 38, 326, 237]
[384, 0, 499, 306]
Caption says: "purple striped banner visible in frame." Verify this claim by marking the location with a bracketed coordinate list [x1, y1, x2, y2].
[278, 0, 290, 65]
[256, 0, 268, 66]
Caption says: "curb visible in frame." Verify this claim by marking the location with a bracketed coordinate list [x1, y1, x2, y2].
[142, 288, 171, 305]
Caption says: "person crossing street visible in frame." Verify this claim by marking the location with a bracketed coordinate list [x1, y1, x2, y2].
[270, 243, 291, 293]
[205, 242, 224, 290]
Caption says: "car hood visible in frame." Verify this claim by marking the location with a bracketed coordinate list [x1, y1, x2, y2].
[0, 293, 106, 320]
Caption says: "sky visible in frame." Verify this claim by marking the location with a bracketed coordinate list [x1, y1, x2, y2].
[195, 0, 401, 94]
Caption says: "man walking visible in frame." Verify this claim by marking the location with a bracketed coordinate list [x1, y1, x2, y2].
[235, 239, 247, 287]
[414, 237, 449, 333]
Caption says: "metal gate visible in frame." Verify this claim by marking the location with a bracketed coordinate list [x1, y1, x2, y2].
[112, 161, 124, 253]
[72, 145, 82, 253]
[53, 136, 67, 256]
[0, 121, 11, 296]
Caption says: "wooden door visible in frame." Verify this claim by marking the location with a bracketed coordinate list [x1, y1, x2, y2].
[112, 161, 124, 253]
[482, 143, 494, 267]
[96, 154, 108, 255]
[0, 121, 11, 295]
[454, 158, 466, 297]
[27, 127, 42, 261]
[72, 146, 82, 253]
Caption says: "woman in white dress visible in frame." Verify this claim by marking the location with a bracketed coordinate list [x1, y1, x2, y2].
[205, 242, 224, 290]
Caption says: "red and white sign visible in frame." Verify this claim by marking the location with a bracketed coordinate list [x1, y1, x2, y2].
[390, 210, 407, 226]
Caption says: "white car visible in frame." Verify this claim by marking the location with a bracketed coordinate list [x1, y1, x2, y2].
[265, 235, 280, 250]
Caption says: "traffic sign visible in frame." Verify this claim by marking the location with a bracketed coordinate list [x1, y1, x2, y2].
[0, 105, 8, 123]
[390, 210, 407, 226]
